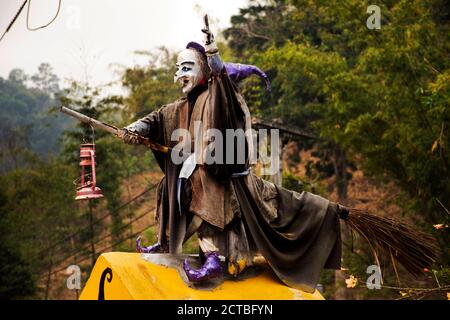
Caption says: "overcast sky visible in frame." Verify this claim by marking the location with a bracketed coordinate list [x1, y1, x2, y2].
[0, 0, 247, 89]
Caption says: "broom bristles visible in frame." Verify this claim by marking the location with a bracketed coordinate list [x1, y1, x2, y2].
[344, 208, 440, 277]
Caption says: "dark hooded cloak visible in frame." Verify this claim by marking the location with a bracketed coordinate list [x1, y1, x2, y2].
[135, 67, 342, 293]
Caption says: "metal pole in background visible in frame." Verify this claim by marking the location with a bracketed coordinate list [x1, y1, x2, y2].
[88, 201, 96, 269]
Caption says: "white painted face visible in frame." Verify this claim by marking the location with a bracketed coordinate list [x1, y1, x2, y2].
[174, 49, 205, 95]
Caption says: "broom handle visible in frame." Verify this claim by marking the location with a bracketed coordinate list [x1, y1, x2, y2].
[60, 106, 170, 154]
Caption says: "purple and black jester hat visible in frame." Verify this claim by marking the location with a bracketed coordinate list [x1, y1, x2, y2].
[186, 41, 271, 91]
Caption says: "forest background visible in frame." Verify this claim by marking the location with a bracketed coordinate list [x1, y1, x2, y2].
[0, 0, 449, 299]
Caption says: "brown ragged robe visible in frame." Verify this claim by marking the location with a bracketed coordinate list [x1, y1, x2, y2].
[137, 69, 342, 293]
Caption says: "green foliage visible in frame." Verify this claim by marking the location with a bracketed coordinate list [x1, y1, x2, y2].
[143, 227, 158, 245]
[225, 0, 450, 297]
[1, 0, 449, 299]
[0, 243, 36, 300]
[0, 158, 81, 298]
[60, 81, 136, 248]
[183, 233, 199, 255]
[282, 171, 305, 193]
[0, 65, 72, 171]
[226, 0, 450, 242]
[30, 63, 60, 97]
[0, 180, 36, 299]
[121, 48, 180, 120]
[282, 170, 328, 196]
[0, 55, 171, 297]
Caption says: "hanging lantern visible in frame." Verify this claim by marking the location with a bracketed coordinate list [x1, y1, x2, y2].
[75, 129, 104, 200]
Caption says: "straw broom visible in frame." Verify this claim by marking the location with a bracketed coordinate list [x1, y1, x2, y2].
[337, 206, 440, 277]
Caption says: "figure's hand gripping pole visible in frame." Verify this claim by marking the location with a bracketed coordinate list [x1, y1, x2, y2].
[60, 106, 170, 154]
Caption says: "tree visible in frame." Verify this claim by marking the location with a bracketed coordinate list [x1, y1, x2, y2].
[59, 80, 147, 250]
[0, 69, 70, 167]
[31, 63, 60, 97]
[224, 0, 450, 297]
[8, 69, 28, 86]
[121, 48, 180, 120]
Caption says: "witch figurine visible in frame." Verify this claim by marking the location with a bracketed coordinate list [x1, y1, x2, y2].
[119, 15, 438, 292]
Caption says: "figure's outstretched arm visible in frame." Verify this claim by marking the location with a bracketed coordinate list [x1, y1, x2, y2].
[202, 15, 223, 75]
[201, 15, 271, 91]
[120, 109, 162, 145]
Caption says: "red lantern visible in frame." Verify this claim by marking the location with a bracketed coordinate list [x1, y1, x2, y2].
[75, 140, 104, 201]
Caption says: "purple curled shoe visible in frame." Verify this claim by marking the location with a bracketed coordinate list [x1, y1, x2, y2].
[136, 236, 166, 253]
[183, 252, 223, 282]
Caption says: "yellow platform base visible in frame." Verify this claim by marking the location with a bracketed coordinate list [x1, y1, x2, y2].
[79, 252, 324, 300]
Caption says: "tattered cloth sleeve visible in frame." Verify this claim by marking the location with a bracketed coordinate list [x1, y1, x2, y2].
[205, 54, 342, 292]
[124, 107, 166, 171]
